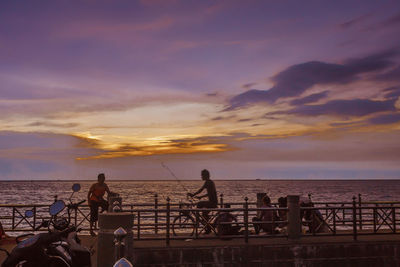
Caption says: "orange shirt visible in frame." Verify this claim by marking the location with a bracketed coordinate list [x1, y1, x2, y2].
[89, 183, 107, 202]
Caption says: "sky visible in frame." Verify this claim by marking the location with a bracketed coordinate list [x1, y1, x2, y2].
[0, 0, 400, 180]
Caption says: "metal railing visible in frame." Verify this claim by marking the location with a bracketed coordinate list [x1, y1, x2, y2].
[2, 195, 400, 244]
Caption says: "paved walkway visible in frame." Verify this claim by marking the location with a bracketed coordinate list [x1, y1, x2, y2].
[2, 233, 400, 266]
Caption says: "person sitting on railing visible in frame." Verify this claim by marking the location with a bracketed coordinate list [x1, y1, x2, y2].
[88, 173, 112, 236]
[187, 169, 218, 234]
[214, 204, 241, 238]
[252, 195, 279, 234]
[300, 198, 329, 233]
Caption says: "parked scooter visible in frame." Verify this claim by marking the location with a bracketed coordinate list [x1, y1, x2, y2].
[0, 184, 91, 267]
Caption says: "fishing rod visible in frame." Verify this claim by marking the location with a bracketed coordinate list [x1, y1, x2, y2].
[160, 162, 190, 193]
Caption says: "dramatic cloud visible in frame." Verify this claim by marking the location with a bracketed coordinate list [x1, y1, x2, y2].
[375, 65, 400, 82]
[290, 91, 329, 106]
[368, 112, 400, 125]
[1, 1, 400, 180]
[226, 49, 398, 110]
[74, 134, 236, 160]
[26, 121, 79, 128]
[271, 98, 396, 117]
[383, 87, 400, 99]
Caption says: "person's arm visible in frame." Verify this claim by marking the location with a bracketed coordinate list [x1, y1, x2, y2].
[196, 193, 208, 199]
[105, 184, 111, 195]
[87, 184, 94, 204]
[188, 182, 206, 197]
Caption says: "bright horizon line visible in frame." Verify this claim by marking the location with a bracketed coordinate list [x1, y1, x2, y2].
[1, 178, 400, 182]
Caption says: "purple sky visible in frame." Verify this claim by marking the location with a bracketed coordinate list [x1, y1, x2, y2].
[0, 0, 400, 180]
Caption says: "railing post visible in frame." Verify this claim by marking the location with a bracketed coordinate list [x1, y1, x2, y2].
[392, 207, 396, 233]
[342, 205, 345, 225]
[333, 208, 336, 235]
[220, 194, 224, 208]
[373, 206, 377, 233]
[166, 197, 170, 246]
[195, 208, 199, 238]
[312, 210, 316, 236]
[154, 194, 158, 235]
[287, 195, 301, 239]
[74, 206, 78, 226]
[352, 196, 357, 241]
[358, 194, 362, 230]
[12, 207, 15, 230]
[325, 203, 328, 217]
[137, 211, 141, 240]
[244, 197, 249, 243]
[33, 206, 36, 230]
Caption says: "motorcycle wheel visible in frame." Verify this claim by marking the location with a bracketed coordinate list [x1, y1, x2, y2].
[48, 256, 70, 267]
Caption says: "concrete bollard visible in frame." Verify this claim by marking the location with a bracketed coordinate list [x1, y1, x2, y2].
[98, 213, 134, 267]
[108, 194, 122, 212]
[287, 195, 301, 239]
[114, 227, 127, 262]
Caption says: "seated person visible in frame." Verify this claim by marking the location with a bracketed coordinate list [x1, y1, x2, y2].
[277, 196, 288, 228]
[300, 198, 329, 233]
[252, 195, 279, 234]
[214, 204, 241, 237]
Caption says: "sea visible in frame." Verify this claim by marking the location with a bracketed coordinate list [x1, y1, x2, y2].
[1, 179, 400, 205]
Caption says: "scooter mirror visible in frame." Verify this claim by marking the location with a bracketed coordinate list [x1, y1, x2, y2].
[72, 183, 81, 192]
[49, 200, 66, 216]
[25, 210, 34, 218]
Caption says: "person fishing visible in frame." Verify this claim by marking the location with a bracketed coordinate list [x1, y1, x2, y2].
[88, 173, 111, 236]
[187, 169, 218, 234]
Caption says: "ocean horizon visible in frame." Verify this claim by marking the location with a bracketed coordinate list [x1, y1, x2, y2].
[1, 180, 399, 205]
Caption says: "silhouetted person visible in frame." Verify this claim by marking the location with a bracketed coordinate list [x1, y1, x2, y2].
[300, 198, 329, 233]
[278, 196, 288, 228]
[214, 204, 241, 238]
[88, 173, 111, 236]
[187, 169, 218, 234]
[252, 195, 279, 234]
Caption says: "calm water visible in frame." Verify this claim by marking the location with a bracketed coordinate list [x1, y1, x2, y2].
[0, 180, 399, 205]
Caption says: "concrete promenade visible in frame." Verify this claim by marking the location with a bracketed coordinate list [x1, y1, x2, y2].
[131, 234, 400, 266]
[2, 233, 400, 266]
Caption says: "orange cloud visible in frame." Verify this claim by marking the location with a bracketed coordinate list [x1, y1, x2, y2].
[73, 134, 232, 160]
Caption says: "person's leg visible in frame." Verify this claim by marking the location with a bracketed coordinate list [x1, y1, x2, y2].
[197, 201, 212, 234]
[100, 198, 109, 213]
[252, 217, 261, 234]
[90, 201, 99, 236]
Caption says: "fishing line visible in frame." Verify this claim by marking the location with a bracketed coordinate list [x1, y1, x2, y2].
[160, 162, 189, 193]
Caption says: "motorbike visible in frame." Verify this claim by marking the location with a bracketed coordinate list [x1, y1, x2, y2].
[0, 183, 91, 267]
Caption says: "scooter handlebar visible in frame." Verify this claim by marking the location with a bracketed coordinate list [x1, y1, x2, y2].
[67, 199, 86, 209]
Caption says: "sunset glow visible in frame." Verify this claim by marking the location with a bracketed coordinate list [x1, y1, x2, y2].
[0, 0, 399, 179]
